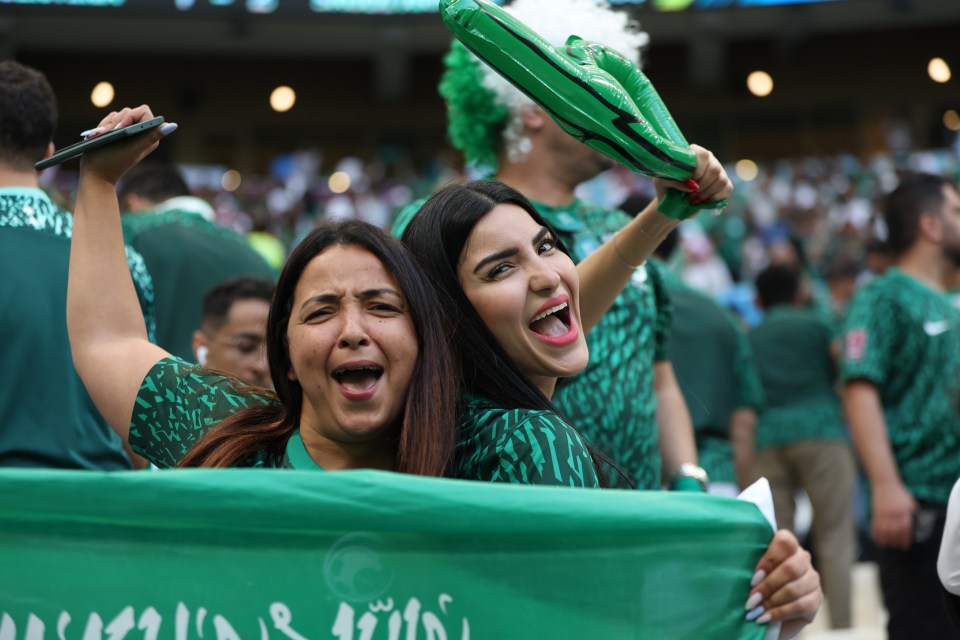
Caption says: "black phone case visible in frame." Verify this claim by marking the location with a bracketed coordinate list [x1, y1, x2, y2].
[35, 116, 165, 171]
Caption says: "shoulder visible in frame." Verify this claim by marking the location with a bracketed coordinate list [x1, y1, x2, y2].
[0, 188, 73, 239]
[461, 394, 572, 431]
[459, 395, 582, 446]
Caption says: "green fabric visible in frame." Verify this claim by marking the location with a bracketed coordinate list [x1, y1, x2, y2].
[662, 267, 763, 484]
[0, 468, 775, 640]
[0, 188, 155, 470]
[537, 200, 671, 490]
[122, 207, 277, 361]
[749, 306, 846, 450]
[130, 356, 276, 468]
[841, 268, 960, 504]
[456, 393, 600, 488]
[947, 286, 960, 312]
[394, 198, 671, 490]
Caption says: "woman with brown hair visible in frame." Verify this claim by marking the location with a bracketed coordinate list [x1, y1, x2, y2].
[67, 105, 457, 475]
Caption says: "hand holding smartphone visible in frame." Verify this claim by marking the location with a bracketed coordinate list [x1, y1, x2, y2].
[35, 116, 166, 171]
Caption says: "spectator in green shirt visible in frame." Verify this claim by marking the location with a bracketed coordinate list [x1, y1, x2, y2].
[841, 173, 960, 639]
[0, 60, 156, 471]
[119, 162, 277, 362]
[403, 179, 823, 636]
[750, 264, 855, 629]
[66, 105, 458, 476]
[653, 230, 765, 496]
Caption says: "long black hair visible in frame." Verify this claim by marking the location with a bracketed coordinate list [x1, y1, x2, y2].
[401, 180, 631, 488]
[181, 219, 458, 475]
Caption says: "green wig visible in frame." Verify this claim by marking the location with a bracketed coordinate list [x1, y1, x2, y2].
[439, 39, 508, 171]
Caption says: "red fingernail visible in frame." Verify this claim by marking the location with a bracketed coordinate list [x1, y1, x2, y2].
[686, 179, 700, 191]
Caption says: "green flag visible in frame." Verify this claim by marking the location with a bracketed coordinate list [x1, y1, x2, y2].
[0, 469, 774, 639]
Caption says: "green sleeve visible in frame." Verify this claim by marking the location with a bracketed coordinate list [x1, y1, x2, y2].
[130, 356, 277, 468]
[647, 261, 673, 363]
[733, 326, 765, 410]
[840, 287, 893, 385]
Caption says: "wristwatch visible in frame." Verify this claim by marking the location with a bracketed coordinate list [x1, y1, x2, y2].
[670, 463, 709, 492]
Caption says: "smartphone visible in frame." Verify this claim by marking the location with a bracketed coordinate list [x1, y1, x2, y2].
[35, 116, 165, 171]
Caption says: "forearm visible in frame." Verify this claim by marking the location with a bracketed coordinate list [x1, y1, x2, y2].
[577, 203, 677, 334]
[69, 176, 148, 350]
[68, 171, 166, 437]
[842, 381, 901, 488]
[654, 362, 697, 481]
[730, 408, 757, 489]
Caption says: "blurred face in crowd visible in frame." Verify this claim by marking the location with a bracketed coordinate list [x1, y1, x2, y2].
[193, 298, 271, 388]
[457, 204, 588, 398]
[537, 108, 615, 185]
[936, 183, 960, 267]
[285, 245, 418, 450]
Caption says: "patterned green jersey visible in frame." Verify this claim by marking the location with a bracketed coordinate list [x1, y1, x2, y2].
[662, 264, 764, 485]
[0, 188, 155, 470]
[841, 268, 960, 504]
[749, 306, 846, 450]
[456, 393, 600, 488]
[131, 356, 278, 468]
[534, 201, 671, 490]
[122, 207, 276, 361]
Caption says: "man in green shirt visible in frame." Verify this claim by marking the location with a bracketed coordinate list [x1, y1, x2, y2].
[751, 265, 855, 629]
[392, 0, 704, 491]
[0, 60, 155, 470]
[653, 231, 764, 496]
[119, 163, 277, 361]
[841, 173, 960, 639]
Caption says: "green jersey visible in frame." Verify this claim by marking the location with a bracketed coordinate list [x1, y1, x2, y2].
[534, 201, 670, 490]
[456, 393, 601, 488]
[841, 268, 960, 504]
[749, 306, 846, 450]
[662, 264, 764, 484]
[122, 207, 276, 361]
[0, 188, 155, 470]
[131, 356, 278, 468]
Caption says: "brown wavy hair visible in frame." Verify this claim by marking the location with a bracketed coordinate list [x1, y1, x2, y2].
[178, 219, 459, 476]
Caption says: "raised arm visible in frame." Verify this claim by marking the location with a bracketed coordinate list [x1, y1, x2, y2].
[67, 105, 174, 442]
[576, 145, 732, 334]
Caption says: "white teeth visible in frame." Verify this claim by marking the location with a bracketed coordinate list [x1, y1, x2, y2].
[531, 301, 568, 323]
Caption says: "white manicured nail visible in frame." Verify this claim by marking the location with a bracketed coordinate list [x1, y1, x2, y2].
[159, 123, 178, 136]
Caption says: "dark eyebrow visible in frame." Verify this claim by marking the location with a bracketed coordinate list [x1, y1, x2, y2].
[472, 227, 551, 275]
[358, 288, 402, 301]
[300, 289, 402, 310]
[473, 247, 519, 275]
[229, 332, 262, 340]
[532, 226, 551, 246]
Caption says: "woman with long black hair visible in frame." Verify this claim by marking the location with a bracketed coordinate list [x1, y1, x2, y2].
[67, 105, 458, 476]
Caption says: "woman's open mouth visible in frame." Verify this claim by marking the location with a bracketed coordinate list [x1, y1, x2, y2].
[528, 298, 579, 346]
[333, 365, 384, 400]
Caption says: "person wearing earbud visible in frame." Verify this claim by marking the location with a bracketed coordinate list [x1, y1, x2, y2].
[192, 276, 274, 389]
